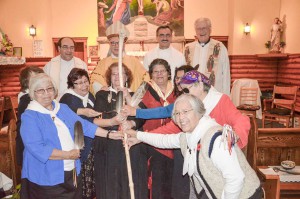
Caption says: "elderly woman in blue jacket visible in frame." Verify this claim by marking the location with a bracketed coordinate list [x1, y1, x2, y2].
[20, 73, 123, 199]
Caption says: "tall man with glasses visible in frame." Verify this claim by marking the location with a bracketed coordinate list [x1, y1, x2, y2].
[185, 18, 231, 96]
[44, 37, 87, 99]
[90, 21, 149, 94]
[143, 25, 186, 80]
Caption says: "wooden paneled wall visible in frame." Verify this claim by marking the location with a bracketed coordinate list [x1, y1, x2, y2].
[0, 57, 99, 97]
[230, 55, 278, 91]
[277, 54, 300, 111]
[230, 54, 300, 112]
[0, 58, 51, 97]
[0, 54, 300, 111]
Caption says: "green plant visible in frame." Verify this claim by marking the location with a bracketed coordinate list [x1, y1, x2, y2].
[280, 41, 286, 48]
[0, 33, 13, 55]
[265, 40, 271, 49]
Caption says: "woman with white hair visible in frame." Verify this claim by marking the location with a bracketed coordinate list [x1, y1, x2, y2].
[20, 73, 123, 199]
[126, 94, 262, 199]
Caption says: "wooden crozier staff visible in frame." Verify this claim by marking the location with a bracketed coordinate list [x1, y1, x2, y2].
[117, 28, 135, 199]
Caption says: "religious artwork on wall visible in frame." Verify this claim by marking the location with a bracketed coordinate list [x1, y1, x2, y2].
[89, 45, 99, 57]
[97, 0, 184, 38]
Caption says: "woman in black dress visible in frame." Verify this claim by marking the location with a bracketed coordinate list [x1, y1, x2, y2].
[16, 66, 44, 166]
[60, 68, 122, 199]
[94, 63, 147, 199]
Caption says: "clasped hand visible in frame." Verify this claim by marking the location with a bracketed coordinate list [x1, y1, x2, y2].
[122, 129, 141, 149]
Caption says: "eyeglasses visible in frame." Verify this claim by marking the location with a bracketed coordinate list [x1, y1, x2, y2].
[60, 45, 75, 51]
[173, 109, 193, 117]
[158, 34, 171, 38]
[74, 80, 89, 86]
[110, 41, 119, 46]
[196, 27, 209, 32]
[152, 69, 167, 75]
[111, 72, 126, 77]
[34, 87, 55, 95]
[180, 85, 193, 93]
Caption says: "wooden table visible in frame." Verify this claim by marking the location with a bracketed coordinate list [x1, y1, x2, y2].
[258, 166, 300, 199]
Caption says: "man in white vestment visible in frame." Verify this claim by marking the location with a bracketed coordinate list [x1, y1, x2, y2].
[143, 25, 186, 80]
[185, 18, 231, 96]
[43, 37, 88, 99]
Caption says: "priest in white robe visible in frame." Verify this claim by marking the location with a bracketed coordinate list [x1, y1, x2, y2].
[143, 25, 186, 80]
[43, 37, 87, 99]
[185, 18, 231, 96]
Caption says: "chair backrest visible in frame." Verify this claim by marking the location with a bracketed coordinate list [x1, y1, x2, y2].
[255, 127, 300, 167]
[243, 114, 257, 169]
[272, 85, 298, 111]
[0, 97, 4, 129]
[2, 96, 18, 124]
[0, 119, 17, 187]
[239, 87, 258, 106]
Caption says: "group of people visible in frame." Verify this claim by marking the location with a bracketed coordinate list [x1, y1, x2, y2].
[15, 17, 262, 199]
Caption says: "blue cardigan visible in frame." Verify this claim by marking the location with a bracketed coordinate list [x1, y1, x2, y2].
[20, 103, 98, 186]
[136, 103, 174, 119]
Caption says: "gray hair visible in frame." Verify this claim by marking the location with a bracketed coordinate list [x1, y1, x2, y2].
[194, 18, 212, 29]
[193, 81, 211, 93]
[28, 73, 58, 100]
[171, 93, 206, 121]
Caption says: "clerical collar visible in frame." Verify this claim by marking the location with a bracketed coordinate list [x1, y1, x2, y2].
[158, 46, 170, 50]
[198, 38, 210, 47]
[60, 57, 74, 63]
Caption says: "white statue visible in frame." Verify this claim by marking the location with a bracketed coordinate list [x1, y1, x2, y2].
[270, 17, 283, 52]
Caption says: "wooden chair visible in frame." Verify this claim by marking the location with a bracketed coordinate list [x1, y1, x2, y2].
[262, 85, 298, 128]
[254, 128, 300, 199]
[237, 87, 260, 117]
[0, 119, 18, 187]
[0, 97, 4, 130]
[4, 96, 18, 121]
[242, 114, 257, 170]
[1, 96, 18, 131]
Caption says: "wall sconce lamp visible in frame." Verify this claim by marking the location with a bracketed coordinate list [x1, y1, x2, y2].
[244, 23, 251, 35]
[29, 25, 36, 38]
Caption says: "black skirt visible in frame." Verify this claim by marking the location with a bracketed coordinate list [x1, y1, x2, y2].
[20, 170, 82, 199]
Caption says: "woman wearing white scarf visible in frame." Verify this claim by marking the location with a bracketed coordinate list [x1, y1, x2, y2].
[126, 94, 262, 199]
[60, 68, 125, 199]
[20, 73, 123, 199]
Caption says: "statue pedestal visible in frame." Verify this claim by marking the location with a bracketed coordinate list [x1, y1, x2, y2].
[256, 53, 288, 59]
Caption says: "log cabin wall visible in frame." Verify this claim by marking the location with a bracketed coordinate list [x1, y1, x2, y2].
[230, 54, 300, 112]
[0, 58, 51, 97]
[230, 55, 279, 91]
[0, 54, 300, 111]
[277, 54, 300, 112]
[0, 57, 98, 97]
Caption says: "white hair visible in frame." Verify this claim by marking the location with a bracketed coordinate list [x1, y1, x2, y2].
[171, 93, 206, 121]
[28, 73, 58, 100]
[194, 18, 212, 29]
